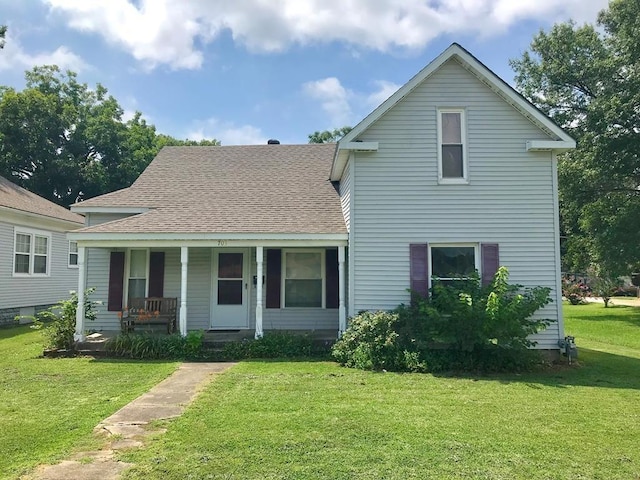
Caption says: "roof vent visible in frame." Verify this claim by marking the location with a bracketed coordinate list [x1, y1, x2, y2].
[267, 139, 280, 145]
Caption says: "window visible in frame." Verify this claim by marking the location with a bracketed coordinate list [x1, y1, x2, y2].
[438, 109, 467, 183]
[13, 229, 50, 276]
[283, 250, 324, 308]
[430, 244, 478, 287]
[69, 241, 79, 268]
[127, 249, 148, 304]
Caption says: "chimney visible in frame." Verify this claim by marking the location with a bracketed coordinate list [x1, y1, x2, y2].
[267, 139, 280, 145]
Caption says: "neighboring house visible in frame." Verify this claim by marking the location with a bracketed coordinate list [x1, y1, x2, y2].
[0, 175, 85, 325]
[70, 43, 575, 350]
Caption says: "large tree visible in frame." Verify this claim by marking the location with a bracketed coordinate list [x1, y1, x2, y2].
[0, 66, 218, 206]
[0, 25, 6, 49]
[510, 0, 640, 276]
[308, 126, 352, 143]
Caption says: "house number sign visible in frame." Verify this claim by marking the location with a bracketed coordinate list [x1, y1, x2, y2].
[217, 240, 228, 246]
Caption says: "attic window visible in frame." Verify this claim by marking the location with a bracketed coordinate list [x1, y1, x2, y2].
[438, 109, 468, 183]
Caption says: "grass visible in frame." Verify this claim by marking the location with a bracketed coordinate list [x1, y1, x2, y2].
[0, 325, 178, 479]
[117, 303, 640, 480]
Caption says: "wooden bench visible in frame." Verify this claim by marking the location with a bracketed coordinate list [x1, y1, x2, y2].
[120, 297, 178, 334]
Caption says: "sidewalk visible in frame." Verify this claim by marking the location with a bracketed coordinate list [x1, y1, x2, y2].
[583, 296, 640, 307]
[28, 362, 235, 480]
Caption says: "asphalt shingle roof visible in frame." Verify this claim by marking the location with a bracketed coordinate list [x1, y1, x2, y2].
[74, 144, 346, 235]
[0, 175, 84, 224]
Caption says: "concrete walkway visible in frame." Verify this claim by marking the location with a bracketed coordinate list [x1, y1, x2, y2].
[28, 362, 235, 480]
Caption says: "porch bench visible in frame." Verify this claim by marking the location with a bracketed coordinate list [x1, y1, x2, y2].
[120, 297, 178, 334]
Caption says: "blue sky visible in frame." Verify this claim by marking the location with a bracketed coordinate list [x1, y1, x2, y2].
[0, 0, 609, 145]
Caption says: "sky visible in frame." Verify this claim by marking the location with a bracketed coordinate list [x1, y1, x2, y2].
[0, 0, 610, 146]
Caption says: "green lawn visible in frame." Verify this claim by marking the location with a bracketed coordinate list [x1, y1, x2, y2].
[119, 303, 640, 480]
[0, 326, 178, 479]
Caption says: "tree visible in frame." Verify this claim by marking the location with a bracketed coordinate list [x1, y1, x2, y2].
[0, 66, 218, 206]
[510, 0, 640, 276]
[308, 126, 352, 143]
[0, 25, 6, 49]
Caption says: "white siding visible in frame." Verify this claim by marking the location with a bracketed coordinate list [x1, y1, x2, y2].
[340, 159, 352, 233]
[0, 220, 79, 311]
[85, 247, 116, 330]
[351, 58, 562, 349]
[87, 212, 134, 227]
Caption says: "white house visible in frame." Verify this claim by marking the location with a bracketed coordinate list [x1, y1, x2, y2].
[0, 175, 85, 324]
[70, 44, 575, 350]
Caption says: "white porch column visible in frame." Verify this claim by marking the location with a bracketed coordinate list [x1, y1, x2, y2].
[338, 245, 346, 336]
[179, 246, 188, 336]
[255, 246, 264, 339]
[74, 246, 87, 342]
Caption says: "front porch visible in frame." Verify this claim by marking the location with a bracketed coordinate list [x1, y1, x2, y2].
[71, 240, 348, 342]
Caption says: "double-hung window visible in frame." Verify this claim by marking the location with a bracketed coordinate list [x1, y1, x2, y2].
[430, 244, 478, 287]
[127, 249, 148, 304]
[69, 241, 79, 268]
[14, 229, 50, 276]
[438, 108, 467, 183]
[283, 250, 324, 308]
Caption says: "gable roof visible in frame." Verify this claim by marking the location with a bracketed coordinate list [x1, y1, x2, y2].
[0, 175, 84, 225]
[72, 144, 347, 236]
[331, 42, 576, 180]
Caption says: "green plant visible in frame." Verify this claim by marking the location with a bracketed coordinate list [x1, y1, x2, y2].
[562, 276, 589, 305]
[589, 274, 622, 307]
[105, 331, 204, 360]
[31, 288, 97, 350]
[222, 332, 326, 360]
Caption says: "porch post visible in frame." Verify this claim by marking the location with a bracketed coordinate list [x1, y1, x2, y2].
[255, 246, 264, 339]
[74, 246, 87, 342]
[179, 246, 188, 336]
[338, 245, 346, 336]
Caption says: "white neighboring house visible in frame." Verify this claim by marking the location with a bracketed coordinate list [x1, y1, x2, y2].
[0, 175, 85, 325]
[70, 43, 575, 351]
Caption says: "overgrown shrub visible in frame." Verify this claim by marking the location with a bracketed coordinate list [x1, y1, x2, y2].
[222, 331, 326, 360]
[31, 288, 97, 350]
[562, 276, 589, 305]
[106, 330, 204, 360]
[332, 267, 553, 373]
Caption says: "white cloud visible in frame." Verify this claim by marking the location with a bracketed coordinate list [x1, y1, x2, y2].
[0, 32, 87, 72]
[303, 77, 353, 127]
[367, 80, 402, 109]
[186, 118, 268, 146]
[42, 0, 610, 70]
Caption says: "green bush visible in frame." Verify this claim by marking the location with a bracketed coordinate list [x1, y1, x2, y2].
[106, 330, 204, 360]
[31, 288, 97, 350]
[332, 267, 553, 373]
[222, 332, 328, 360]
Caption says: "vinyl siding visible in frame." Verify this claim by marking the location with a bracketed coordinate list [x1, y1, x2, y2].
[340, 159, 352, 233]
[0, 220, 79, 311]
[87, 212, 134, 227]
[351, 58, 562, 349]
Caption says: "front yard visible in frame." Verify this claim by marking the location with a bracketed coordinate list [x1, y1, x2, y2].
[2, 302, 639, 479]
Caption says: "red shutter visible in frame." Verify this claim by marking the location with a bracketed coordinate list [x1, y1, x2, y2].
[481, 243, 499, 286]
[409, 243, 429, 298]
[108, 251, 125, 311]
[325, 248, 339, 309]
[266, 249, 281, 308]
[148, 251, 165, 297]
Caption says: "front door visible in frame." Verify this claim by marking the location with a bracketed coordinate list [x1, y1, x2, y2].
[211, 249, 249, 329]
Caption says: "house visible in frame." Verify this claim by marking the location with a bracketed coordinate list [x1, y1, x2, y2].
[70, 43, 575, 350]
[0, 175, 85, 325]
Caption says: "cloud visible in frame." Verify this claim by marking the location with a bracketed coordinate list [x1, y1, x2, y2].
[186, 118, 268, 146]
[367, 80, 402, 109]
[0, 32, 87, 72]
[303, 77, 353, 127]
[43, 0, 610, 70]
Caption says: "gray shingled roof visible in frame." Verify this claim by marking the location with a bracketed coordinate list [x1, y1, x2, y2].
[74, 144, 347, 235]
[0, 175, 84, 224]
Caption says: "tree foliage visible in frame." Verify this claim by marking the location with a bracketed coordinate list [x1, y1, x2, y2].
[0, 66, 218, 206]
[308, 126, 352, 143]
[510, 0, 640, 275]
[0, 25, 6, 49]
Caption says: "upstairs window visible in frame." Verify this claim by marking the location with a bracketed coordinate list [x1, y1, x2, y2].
[14, 229, 50, 276]
[438, 109, 467, 183]
[69, 241, 79, 268]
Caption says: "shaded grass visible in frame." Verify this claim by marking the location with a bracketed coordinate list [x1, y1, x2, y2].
[0, 325, 178, 479]
[119, 304, 640, 480]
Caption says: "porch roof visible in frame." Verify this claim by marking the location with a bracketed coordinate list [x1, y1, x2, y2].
[72, 144, 347, 235]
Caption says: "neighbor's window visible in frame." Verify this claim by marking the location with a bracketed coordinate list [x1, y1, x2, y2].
[284, 250, 324, 308]
[69, 241, 79, 268]
[14, 229, 50, 276]
[127, 249, 148, 303]
[430, 244, 478, 287]
[438, 109, 467, 182]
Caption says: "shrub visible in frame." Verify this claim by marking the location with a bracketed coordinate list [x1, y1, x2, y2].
[562, 276, 589, 305]
[222, 332, 326, 360]
[332, 267, 553, 373]
[32, 288, 97, 350]
[106, 331, 204, 360]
